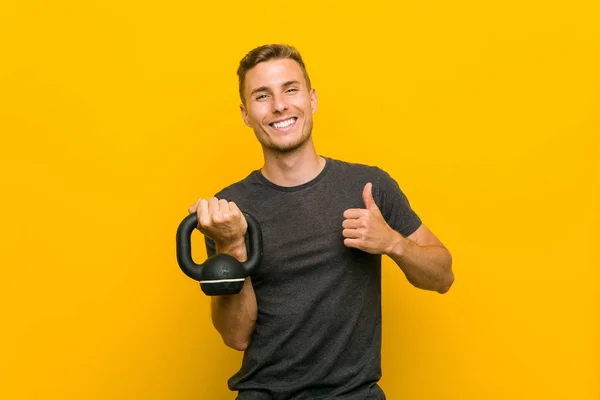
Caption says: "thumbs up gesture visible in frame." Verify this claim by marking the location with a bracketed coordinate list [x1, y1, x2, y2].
[342, 182, 400, 255]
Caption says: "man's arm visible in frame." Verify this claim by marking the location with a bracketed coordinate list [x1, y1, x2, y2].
[386, 224, 454, 294]
[342, 182, 454, 294]
[210, 238, 257, 351]
[189, 198, 258, 351]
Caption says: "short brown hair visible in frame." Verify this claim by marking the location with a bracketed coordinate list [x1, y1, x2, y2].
[237, 43, 312, 104]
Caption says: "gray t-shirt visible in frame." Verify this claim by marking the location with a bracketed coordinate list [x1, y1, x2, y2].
[205, 156, 422, 400]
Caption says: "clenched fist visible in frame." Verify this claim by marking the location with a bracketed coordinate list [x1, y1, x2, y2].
[188, 197, 247, 248]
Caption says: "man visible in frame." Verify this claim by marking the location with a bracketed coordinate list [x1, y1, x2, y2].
[188, 43, 454, 399]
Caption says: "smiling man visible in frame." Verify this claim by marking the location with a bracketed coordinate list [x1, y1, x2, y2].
[188, 43, 454, 400]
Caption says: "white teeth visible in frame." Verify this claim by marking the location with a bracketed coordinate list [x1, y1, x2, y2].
[272, 118, 295, 129]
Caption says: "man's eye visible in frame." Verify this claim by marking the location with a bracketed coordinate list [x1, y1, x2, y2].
[286, 88, 298, 93]
[256, 94, 267, 100]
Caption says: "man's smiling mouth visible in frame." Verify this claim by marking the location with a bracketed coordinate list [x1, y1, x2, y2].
[269, 117, 297, 131]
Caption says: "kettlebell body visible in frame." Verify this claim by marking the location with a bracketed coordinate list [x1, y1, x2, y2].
[176, 211, 263, 296]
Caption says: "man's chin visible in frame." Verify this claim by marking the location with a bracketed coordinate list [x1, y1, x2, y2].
[266, 143, 302, 154]
[263, 135, 311, 154]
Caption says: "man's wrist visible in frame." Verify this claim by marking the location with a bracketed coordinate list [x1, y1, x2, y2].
[386, 230, 408, 258]
[215, 238, 247, 261]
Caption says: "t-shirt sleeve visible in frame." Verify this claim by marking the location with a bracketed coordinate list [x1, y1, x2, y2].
[375, 168, 422, 237]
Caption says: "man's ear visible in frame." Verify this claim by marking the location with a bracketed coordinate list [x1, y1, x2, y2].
[310, 88, 318, 115]
[240, 103, 251, 127]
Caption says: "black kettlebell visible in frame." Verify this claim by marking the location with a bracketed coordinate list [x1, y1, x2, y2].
[176, 211, 263, 296]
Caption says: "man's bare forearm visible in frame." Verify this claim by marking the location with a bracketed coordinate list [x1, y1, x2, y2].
[210, 239, 257, 351]
[386, 232, 454, 294]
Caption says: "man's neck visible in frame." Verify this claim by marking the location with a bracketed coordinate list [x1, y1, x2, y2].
[260, 143, 326, 187]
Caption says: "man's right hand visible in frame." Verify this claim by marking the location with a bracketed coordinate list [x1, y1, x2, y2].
[188, 197, 248, 248]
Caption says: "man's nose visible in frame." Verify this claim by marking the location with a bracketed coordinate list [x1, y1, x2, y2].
[271, 94, 288, 113]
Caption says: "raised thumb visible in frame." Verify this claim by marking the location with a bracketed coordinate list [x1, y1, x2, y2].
[362, 182, 378, 211]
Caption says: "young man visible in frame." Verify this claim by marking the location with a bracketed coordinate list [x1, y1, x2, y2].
[188, 44, 454, 399]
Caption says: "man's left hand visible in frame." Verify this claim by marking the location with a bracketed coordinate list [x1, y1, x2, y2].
[342, 182, 404, 255]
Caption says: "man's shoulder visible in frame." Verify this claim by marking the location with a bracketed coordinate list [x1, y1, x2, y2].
[327, 157, 409, 201]
[327, 156, 391, 180]
[211, 169, 261, 201]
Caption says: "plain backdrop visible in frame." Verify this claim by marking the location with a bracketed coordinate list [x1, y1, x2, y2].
[1, 0, 598, 398]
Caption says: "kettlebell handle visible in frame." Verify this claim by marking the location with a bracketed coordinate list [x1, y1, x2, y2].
[176, 211, 263, 282]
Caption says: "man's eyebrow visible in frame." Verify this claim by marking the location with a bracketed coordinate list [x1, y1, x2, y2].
[282, 80, 301, 88]
[250, 80, 301, 96]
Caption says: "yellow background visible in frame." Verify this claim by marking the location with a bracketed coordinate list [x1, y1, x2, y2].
[1, 0, 598, 398]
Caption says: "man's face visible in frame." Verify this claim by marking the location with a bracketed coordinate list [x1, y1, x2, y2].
[240, 58, 317, 154]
